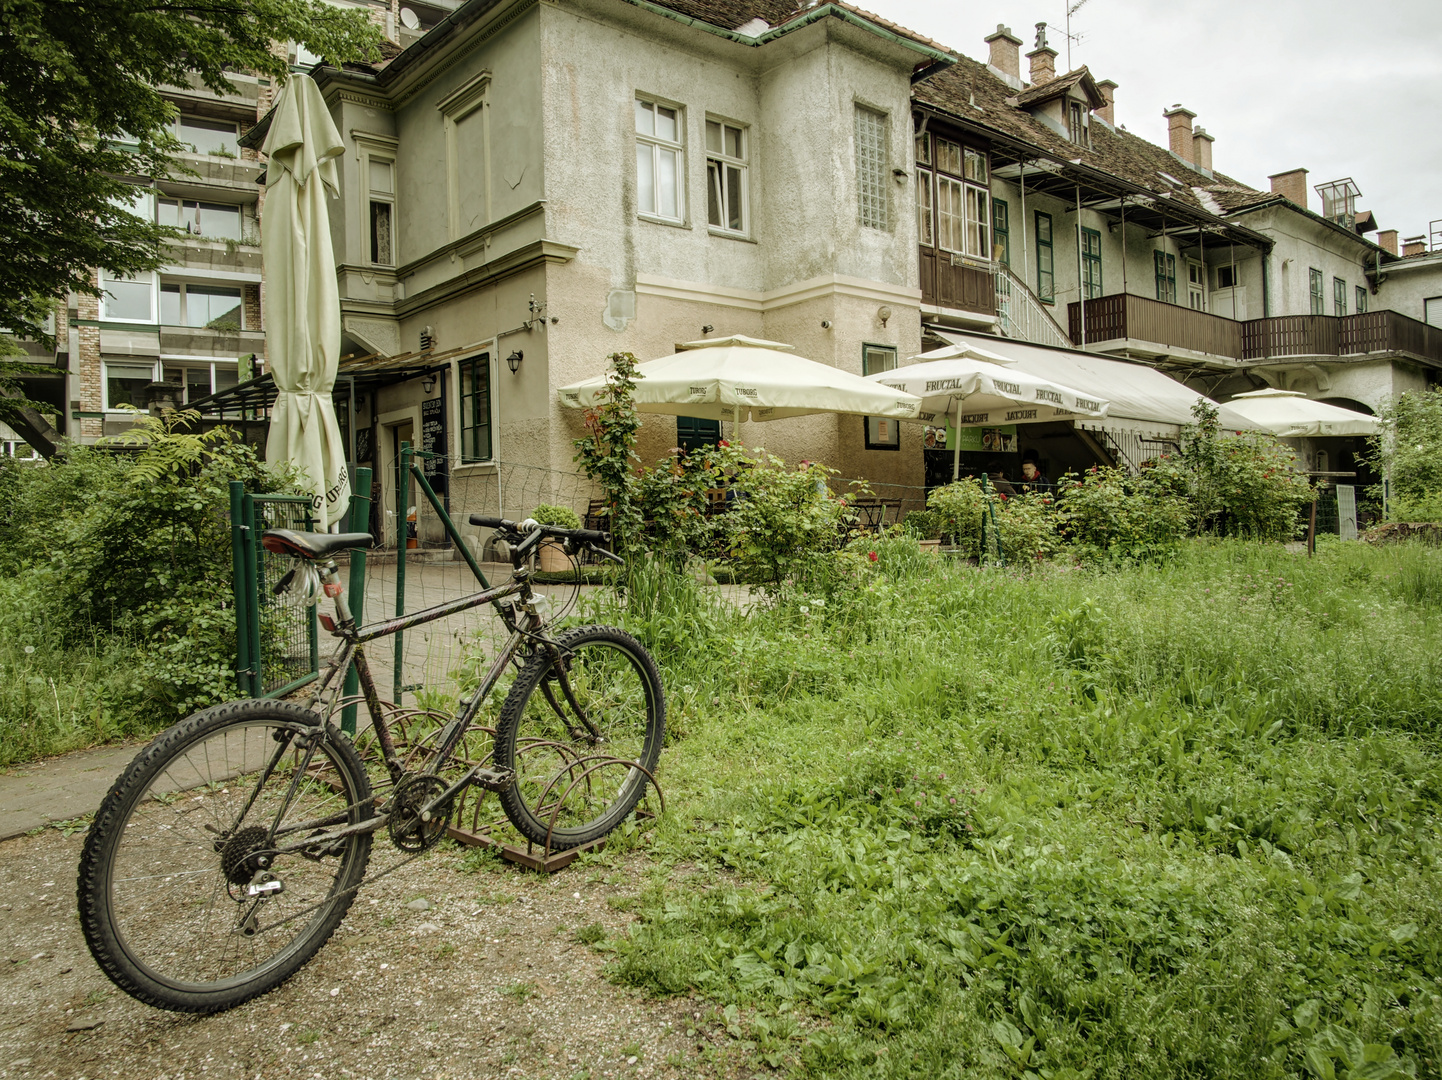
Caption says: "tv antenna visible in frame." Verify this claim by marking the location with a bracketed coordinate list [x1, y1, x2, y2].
[1062, 0, 1093, 70]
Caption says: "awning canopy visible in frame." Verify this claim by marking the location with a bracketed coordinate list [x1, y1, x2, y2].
[1223, 388, 1379, 437]
[927, 329, 1263, 432]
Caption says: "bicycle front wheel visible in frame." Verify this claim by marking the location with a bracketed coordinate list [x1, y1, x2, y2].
[494, 625, 665, 850]
[77, 699, 374, 1013]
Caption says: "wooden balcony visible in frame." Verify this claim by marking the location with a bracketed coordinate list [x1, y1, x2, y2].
[918, 247, 995, 316]
[1068, 293, 1442, 366]
[1068, 293, 1241, 359]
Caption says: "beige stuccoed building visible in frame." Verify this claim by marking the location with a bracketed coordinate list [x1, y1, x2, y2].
[243, 0, 955, 547]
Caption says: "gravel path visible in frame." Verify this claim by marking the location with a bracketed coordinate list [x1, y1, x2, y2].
[0, 829, 746, 1080]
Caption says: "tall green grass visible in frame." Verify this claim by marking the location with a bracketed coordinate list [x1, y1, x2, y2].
[579, 540, 1442, 1079]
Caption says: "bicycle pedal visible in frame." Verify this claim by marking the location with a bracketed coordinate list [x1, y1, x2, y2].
[470, 768, 515, 793]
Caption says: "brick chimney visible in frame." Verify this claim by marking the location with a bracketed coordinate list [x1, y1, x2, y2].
[1095, 80, 1118, 125]
[1268, 168, 1309, 209]
[1163, 105, 1196, 164]
[1403, 236, 1426, 257]
[1378, 229, 1399, 255]
[1027, 23, 1057, 85]
[985, 24, 1023, 81]
[1191, 127, 1214, 173]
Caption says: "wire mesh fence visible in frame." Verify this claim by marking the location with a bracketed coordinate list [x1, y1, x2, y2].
[230, 490, 321, 697]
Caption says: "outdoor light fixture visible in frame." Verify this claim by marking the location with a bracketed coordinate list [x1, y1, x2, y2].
[878, 306, 892, 327]
[506, 349, 524, 374]
[421, 373, 437, 393]
[701, 324, 714, 334]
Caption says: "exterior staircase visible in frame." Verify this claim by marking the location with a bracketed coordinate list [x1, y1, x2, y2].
[994, 265, 1072, 350]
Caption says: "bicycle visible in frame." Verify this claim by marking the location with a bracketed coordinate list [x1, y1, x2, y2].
[77, 516, 665, 1014]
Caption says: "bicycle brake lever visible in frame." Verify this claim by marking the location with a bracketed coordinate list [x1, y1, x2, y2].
[584, 542, 625, 566]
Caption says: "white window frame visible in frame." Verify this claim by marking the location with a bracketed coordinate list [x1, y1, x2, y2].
[102, 359, 160, 411]
[636, 96, 686, 225]
[704, 116, 748, 237]
[159, 280, 245, 331]
[367, 156, 396, 266]
[1068, 101, 1090, 147]
[162, 357, 241, 404]
[855, 105, 889, 230]
[99, 270, 158, 324]
[932, 138, 990, 260]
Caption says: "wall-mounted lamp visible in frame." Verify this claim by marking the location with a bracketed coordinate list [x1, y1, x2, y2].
[878, 306, 893, 328]
[421, 372, 437, 394]
[506, 349, 524, 374]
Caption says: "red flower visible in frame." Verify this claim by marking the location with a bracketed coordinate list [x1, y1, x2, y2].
[868, 551, 878, 562]
[719, 440, 730, 447]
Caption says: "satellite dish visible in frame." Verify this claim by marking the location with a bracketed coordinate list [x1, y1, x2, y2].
[399, 7, 420, 29]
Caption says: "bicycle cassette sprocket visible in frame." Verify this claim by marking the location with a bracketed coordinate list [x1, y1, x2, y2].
[387, 774, 453, 853]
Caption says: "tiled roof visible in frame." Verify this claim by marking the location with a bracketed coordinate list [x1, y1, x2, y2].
[1009, 66, 1103, 111]
[643, 0, 955, 54]
[915, 53, 1268, 219]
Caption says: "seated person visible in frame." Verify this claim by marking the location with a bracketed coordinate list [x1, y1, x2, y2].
[1018, 450, 1052, 493]
[984, 458, 1018, 497]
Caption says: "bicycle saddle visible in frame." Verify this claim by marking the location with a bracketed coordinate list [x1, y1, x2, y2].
[261, 529, 374, 559]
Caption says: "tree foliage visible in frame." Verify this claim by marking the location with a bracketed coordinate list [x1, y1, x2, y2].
[1370, 386, 1442, 522]
[0, 0, 383, 345]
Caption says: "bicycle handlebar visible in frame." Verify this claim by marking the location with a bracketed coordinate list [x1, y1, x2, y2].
[468, 515, 610, 546]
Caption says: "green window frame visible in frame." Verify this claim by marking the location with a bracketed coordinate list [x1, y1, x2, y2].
[862, 344, 900, 450]
[676, 416, 721, 453]
[1154, 251, 1176, 304]
[1081, 227, 1103, 300]
[1035, 211, 1054, 302]
[1309, 268, 1324, 314]
[993, 199, 1010, 266]
[1334, 276, 1347, 316]
[460, 353, 492, 463]
[1356, 285, 1368, 314]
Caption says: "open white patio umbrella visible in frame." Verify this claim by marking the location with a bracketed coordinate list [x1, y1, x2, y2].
[865, 343, 1110, 479]
[557, 335, 922, 433]
[1224, 389, 1379, 438]
[262, 74, 350, 529]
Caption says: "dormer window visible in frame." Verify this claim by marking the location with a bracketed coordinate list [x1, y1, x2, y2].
[1068, 101, 1090, 147]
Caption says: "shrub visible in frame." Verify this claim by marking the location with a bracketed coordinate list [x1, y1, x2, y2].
[1182, 401, 1313, 540]
[1370, 386, 1442, 522]
[530, 503, 581, 529]
[722, 445, 848, 593]
[993, 491, 1063, 563]
[926, 479, 987, 556]
[901, 508, 943, 540]
[1058, 464, 1191, 558]
[634, 446, 726, 564]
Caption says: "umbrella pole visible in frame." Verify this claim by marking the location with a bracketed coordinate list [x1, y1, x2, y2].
[733, 401, 740, 444]
[951, 401, 962, 481]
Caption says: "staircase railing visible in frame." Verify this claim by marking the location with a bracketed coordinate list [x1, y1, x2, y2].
[994, 264, 1072, 349]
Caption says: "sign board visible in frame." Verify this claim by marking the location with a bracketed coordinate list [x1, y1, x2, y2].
[355, 425, 372, 463]
[925, 424, 1019, 453]
[864, 415, 900, 450]
[420, 393, 448, 496]
[1336, 484, 1357, 541]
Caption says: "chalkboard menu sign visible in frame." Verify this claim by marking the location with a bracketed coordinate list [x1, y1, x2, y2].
[355, 425, 372, 463]
[421, 393, 448, 495]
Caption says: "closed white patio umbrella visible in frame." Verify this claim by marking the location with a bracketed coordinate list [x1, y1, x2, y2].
[864, 344, 1109, 479]
[262, 74, 350, 529]
[1224, 389, 1379, 438]
[557, 335, 922, 433]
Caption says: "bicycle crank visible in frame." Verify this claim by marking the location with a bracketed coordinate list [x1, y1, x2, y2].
[387, 774, 453, 853]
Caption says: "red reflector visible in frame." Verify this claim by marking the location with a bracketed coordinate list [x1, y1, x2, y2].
[319, 614, 336, 632]
[324, 582, 342, 598]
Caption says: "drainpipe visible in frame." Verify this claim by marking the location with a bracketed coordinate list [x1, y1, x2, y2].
[1020, 161, 1029, 290]
[1076, 182, 1086, 346]
[1120, 197, 1128, 296]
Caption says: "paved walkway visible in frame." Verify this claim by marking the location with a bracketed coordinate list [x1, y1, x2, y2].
[0, 740, 147, 841]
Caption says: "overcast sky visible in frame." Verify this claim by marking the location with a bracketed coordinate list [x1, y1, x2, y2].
[881, 0, 1442, 244]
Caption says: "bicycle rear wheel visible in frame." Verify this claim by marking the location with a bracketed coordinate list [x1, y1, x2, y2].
[494, 625, 664, 850]
[77, 699, 373, 1013]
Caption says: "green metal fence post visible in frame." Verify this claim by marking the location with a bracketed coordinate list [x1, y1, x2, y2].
[229, 480, 253, 697]
[394, 442, 411, 705]
[408, 459, 491, 591]
[341, 467, 372, 736]
[243, 492, 262, 694]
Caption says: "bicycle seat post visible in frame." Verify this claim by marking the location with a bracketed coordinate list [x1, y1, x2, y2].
[316, 560, 356, 632]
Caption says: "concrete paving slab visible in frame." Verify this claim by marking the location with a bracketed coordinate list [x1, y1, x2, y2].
[0, 740, 147, 842]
